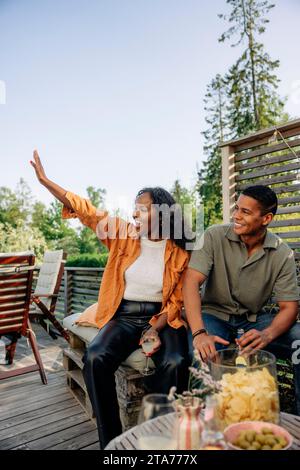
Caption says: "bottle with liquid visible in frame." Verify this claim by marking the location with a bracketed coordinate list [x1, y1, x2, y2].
[235, 328, 247, 367]
[236, 328, 245, 340]
[199, 396, 227, 450]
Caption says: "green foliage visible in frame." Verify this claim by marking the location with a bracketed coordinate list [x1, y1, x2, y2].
[0, 220, 48, 262]
[170, 179, 203, 235]
[65, 253, 108, 267]
[220, 0, 286, 134]
[77, 186, 108, 255]
[199, 0, 289, 227]
[86, 186, 106, 207]
[199, 75, 228, 227]
[0, 180, 108, 260]
[32, 199, 76, 241]
[31, 199, 80, 256]
[170, 179, 198, 207]
[0, 179, 32, 227]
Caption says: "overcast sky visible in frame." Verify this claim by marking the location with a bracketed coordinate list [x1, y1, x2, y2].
[1, 0, 299, 215]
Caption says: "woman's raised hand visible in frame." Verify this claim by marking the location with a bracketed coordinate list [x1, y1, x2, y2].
[29, 150, 72, 209]
[30, 150, 47, 184]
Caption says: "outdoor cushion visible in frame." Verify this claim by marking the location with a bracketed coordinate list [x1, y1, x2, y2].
[33, 250, 64, 309]
[63, 312, 155, 372]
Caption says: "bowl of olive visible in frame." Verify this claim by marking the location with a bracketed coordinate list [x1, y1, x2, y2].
[224, 421, 293, 450]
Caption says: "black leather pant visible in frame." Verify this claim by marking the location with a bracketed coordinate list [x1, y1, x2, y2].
[82, 299, 190, 449]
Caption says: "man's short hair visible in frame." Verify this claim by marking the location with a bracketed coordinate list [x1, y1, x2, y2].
[241, 185, 278, 216]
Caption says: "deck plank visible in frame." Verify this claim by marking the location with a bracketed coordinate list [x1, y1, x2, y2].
[0, 392, 73, 423]
[0, 382, 70, 413]
[0, 324, 99, 450]
[0, 375, 66, 402]
[81, 442, 101, 450]
[0, 410, 90, 449]
[0, 399, 77, 433]
[0, 405, 83, 445]
[47, 428, 99, 450]
[12, 421, 97, 450]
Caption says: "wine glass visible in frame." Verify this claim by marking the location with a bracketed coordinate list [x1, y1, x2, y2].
[140, 332, 156, 376]
[136, 394, 177, 450]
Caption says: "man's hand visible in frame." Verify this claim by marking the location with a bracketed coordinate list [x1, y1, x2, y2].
[30, 150, 47, 184]
[139, 327, 161, 356]
[193, 333, 229, 361]
[236, 328, 273, 353]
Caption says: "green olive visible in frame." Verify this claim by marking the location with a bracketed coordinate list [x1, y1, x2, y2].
[238, 439, 251, 449]
[245, 430, 256, 443]
[261, 427, 273, 435]
[265, 437, 277, 447]
[277, 436, 287, 448]
[233, 428, 288, 451]
[272, 443, 283, 450]
[256, 434, 266, 445]
[251, 441, 261, 450]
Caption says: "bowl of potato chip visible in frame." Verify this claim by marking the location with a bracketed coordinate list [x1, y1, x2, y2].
[208, 349, 280, 429]
[223, 421, 293, 450]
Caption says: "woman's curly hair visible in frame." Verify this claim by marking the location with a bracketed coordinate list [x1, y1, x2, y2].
[136, 187, 195, 251]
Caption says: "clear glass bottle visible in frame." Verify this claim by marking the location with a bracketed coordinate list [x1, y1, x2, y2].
[236, 328, 244, 352]
[200, 395, 227, 450]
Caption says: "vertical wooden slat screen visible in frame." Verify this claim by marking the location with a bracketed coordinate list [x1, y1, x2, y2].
[220, 118, 300, 260]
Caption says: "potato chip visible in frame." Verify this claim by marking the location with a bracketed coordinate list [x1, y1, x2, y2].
[215, 367, 279, 429]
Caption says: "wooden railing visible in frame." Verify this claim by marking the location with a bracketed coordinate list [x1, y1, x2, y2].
[33, 267, 104, 322]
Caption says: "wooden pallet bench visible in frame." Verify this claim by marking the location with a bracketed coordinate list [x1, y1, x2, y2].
[62, 316, 155, 432]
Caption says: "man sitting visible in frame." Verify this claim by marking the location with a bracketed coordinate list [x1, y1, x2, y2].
[183, 185, 300, 414]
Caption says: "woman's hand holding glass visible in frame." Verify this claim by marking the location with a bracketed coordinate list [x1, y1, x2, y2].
[139, 328, 161, 376]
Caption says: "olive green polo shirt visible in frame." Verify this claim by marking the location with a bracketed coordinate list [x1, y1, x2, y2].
[189, 224, 299, 322]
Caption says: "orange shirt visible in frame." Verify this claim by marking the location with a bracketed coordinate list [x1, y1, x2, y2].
[62, 192, 190, 330]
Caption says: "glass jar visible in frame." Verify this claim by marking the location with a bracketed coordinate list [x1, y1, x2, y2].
[208, 348, 280, 430]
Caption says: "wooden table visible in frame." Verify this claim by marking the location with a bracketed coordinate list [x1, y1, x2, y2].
[105, 412, 300, 450]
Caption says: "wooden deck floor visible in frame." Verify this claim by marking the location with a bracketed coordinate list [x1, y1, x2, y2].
[0, 324, 99, 450]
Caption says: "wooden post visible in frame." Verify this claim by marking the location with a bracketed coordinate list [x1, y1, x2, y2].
[64, 268, 73, 317]
[221, 144, 236, 223]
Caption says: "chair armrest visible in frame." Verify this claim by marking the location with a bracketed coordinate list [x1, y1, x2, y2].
[32, 293, 59, 298]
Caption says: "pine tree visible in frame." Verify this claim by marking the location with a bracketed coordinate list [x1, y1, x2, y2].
[220, 0, 286, 135]
[170, 179, 202, 234]
[199, 0, 288, 228]
[199, 74, 228, 227]
[170, 179, 195, 207]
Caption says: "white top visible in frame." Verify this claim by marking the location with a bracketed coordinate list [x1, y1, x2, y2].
[123, 238, 167, 302]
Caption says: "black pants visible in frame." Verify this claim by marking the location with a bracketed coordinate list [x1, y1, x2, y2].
[82, 300, 190, 449]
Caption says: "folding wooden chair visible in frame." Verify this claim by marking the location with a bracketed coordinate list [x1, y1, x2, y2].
[30, 250, 70, 342]
[0, 252, 47, 384]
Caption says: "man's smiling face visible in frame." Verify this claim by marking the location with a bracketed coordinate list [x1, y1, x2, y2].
[232, 194, 273, 236]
